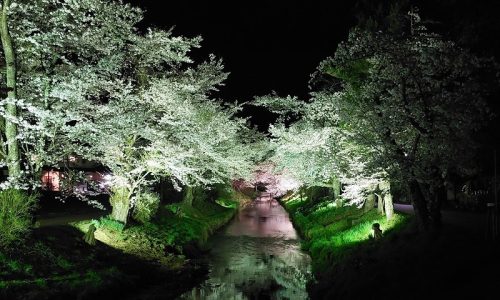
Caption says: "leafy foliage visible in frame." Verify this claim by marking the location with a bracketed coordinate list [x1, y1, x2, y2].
[1, 0, 258, 223]
[92, 217, 125, 233]
[258, 9, 497, 227]
[132, 191, 160, 224]
[262, 98, 384, 206]
[313, 12, 497, 227]
[0, 189, 37, 249]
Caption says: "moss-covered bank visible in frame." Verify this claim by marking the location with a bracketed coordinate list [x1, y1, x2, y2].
[1, 225, 208, 300]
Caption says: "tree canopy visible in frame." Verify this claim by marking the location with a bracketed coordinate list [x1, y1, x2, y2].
[1, 0, 258, 223]
[256, 10, 497, 229]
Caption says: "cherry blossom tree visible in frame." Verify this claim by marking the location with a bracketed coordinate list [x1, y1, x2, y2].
[1, 0, 256, 224]
[312, 11, 496, 229]
[255, 94, 386, 210]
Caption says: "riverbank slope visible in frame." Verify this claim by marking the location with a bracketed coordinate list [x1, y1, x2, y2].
[1, 194, 243, 299]
[281, 195, 500, 299]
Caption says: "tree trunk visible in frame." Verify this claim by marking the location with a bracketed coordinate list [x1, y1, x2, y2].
[332, 177, 341, 200]
[110, 198, 129, 223]
[0, 0, 21, 178]
[183, 185, 194, 206]
[426, 187, 442, 229]
[110, 187, 130, 224]
[379, 181, 393, 220]
[364, 193, 376, 212]
[409, 180, 430, 231]
[418, 180, 443, 232]
[384, 193, 394, 220]
[377, 193, 385, 215]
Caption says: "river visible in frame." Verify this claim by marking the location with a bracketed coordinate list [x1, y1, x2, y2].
[181, 193, 312, 299]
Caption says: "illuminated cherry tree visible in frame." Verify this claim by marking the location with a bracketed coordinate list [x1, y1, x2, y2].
[1, 0, 146, 187]
[256, 11, 496, 226]
[1, 0, 256, 223]
[254, 94, 386, 209]
[311, 11, 495, 229]
[91, 74, 255, 222]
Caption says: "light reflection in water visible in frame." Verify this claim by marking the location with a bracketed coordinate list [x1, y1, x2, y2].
[181, 196, 312, 299]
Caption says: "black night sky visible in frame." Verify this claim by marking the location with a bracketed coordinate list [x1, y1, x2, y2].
[126, 0, 500, 130]
[126, 1, 358, 129]
[127, 1, 356, 100]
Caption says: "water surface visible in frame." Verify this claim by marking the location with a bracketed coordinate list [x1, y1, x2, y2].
[182, 194, 312, 299]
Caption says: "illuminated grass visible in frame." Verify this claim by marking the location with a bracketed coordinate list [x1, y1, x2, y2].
[283, 194, 409, 271]
[156, 198, 238, 246]
[73, 197, 238, 264]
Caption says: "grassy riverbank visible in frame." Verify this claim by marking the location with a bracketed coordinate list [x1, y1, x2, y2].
[72, 197, 239, 263]
[1, 195, 241, 299]
[283, 194, 409, 272]
[283, 193, 500, 299]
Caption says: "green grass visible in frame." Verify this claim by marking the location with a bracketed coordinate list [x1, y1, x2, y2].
[123, 196, 238, 249]
[1, 189, 240, 298]
[155, 198, 238, 246]
[0, 243, 117, 295]
[92, 217, 126, 232]
[72, 196, 239, 263]
[55, 256, 73, 270]
[2, 193, 234, 300]
[0, 252, 34, 277]
[283, 194, 409, 271]
[0, 189, 38, 249]
[0, 267, 118, 289]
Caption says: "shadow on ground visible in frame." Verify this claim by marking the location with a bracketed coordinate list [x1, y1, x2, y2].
[309, 219, 500, 299]
[1, 225, 207, 300]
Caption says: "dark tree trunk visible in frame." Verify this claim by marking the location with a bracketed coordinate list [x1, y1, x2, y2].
[183, 186, 194, 206]
[159, 177, 168, 203]
[418, 181, 443, 231]
[409, 180, 430, 231]
[427, 188, 442, 229]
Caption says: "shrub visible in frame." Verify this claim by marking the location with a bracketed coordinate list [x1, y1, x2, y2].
[132, 191, 160, 224]
[95, 216, 125, 232]
[0, 189, 38, 249]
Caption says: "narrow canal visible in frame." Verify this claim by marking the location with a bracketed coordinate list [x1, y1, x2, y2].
[181, 193, 312, 299]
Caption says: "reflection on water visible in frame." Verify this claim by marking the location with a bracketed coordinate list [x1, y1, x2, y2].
[181, 195, 312, 299]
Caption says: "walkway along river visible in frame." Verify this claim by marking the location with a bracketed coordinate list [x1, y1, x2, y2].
[182, 193, 312, 299]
